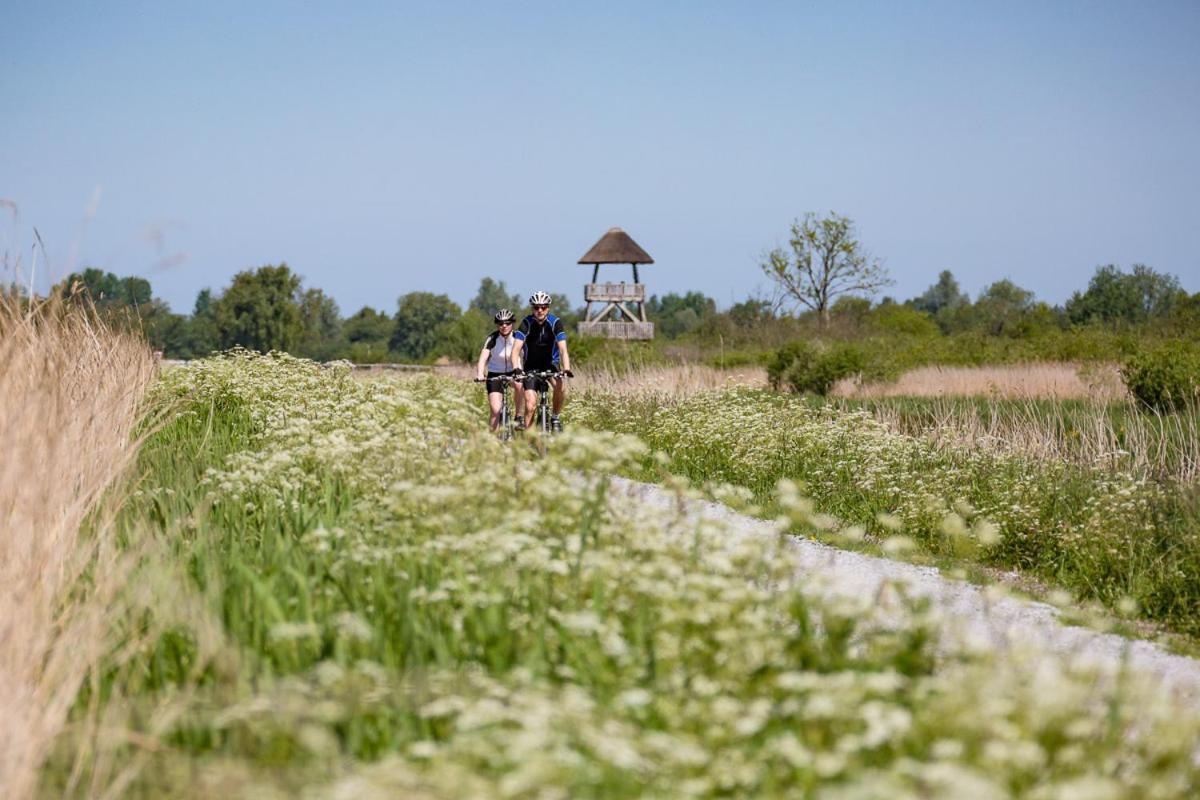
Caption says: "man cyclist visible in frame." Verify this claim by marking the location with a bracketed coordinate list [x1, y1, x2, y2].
[475, 308, 518, 431]
[511, 290, 572, 432]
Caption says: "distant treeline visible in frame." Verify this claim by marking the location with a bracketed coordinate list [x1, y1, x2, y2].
[9, 261, 1197, 364]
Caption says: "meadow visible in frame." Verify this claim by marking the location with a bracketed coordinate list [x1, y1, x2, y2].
[5, 314, 1200, 796]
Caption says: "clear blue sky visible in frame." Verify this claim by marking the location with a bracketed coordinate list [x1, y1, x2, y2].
[3, 0, 1198, 315]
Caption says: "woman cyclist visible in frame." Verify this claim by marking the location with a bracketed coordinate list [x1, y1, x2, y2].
[475, 308, 518, 431]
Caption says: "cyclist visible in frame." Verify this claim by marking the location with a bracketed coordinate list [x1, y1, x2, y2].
[511, 290, 572, 432]
[475, 308, 518, 431]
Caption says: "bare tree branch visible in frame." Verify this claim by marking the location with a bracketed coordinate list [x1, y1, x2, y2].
[759, 212, 894, 326]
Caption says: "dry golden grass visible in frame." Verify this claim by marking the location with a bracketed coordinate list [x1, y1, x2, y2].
[0, 297, 155, 799]
[573, 364, 768, 397]
[832, 362, 1128, 401]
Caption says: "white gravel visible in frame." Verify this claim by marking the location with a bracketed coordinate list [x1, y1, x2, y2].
[611, 476, 1200, 703]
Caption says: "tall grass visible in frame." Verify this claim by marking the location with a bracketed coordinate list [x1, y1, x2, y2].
[0, 298, 156, 798]
[831, 362, 1128, 402]
[86, 354, 1200, 795]
[850, 395, 1200, 485]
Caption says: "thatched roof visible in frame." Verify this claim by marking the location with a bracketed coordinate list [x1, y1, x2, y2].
[577, 227, 654, 265]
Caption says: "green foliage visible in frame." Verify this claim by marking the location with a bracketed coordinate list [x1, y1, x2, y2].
[1123, 341, 1200, 412]
[431, 307, 489, 363]
[468, 277, 521, 317]
[647, 291, 717, 338]
[786, 342, 868, 395]
[573, 388, 1200, 638]
[870, 304, 940, 337]
[971, 279, 1036, 337]
[88, 354, 1200, 795]
[389, 291, 461, 361]
[1067, 264, 1183, 325]
[761, 212, 893, 325]
[296, 288, 343, 361]
[766, 340, 816, 390]
[62, 267, 152, 308]
[341, 306, 393, 363]
[212, 264, 303, 353]
[910, 270, 968, 317]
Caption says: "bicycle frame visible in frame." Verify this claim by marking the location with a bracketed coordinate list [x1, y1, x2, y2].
[523, 369, 562, 435]
[475, 375, 517, 440]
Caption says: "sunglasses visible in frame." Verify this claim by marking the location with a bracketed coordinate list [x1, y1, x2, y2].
[499, 321, 513, 326]
[532, 304, 549, 310]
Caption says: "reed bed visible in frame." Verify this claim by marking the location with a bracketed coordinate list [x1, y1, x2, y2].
[0, 298, 155, 799]
[573, 364, 767, 397]
[833, 362, 1128, 402]
[858, 396, 1200, 484]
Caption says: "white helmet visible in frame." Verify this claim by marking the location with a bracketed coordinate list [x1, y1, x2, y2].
[529, 290, 552, 306]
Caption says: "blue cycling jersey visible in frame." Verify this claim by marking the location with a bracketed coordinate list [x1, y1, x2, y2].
[514, 313, 566, 368]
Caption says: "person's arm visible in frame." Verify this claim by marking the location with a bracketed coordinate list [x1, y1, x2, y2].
[554, 318, 570, 374]
[511, 319, 529, 372]
[557, 339, 570, 374]
[477, 333, 496, 380]
[511, 339, 524, 372]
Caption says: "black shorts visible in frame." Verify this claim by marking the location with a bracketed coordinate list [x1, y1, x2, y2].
[486, 371, 514, 394]
[521, 370, 559, 392]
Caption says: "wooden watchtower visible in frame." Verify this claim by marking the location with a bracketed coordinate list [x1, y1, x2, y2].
[577, 227, 655, 339]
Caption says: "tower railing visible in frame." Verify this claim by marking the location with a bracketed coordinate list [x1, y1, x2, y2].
[584, 282, 645, 303]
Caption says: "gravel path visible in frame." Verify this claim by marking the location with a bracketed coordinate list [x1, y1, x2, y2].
[612, 477, 1200, 703]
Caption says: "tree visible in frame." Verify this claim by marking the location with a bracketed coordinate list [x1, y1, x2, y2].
[727, 297, 775, 329]
[469, 278, 522, 316]
[972, 279, 1036, 337]
[910, 270, 968, 316]
[761, 212, 892, 327]
[390, 292, 461, 361]
[647, 291, 716, 338]
[212, 264, 303, 353]
[296, 288, 343, 360]
[342, 305, 394, 363]
[1066, 264, 1183, 325]
[181, 288, 220, 358]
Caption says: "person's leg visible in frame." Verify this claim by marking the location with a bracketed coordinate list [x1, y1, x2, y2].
[523, 388, 538, 428]
[551, 376, 566, 415]
[488, 391, 502, 430]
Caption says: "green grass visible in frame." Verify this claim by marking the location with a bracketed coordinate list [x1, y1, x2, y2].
[44, 353, 1200, 798]
[572, 388, 1200, 639]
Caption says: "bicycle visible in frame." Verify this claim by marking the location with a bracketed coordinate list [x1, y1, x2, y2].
[519, 369, 571, 435]
[474, 374, 518, 441]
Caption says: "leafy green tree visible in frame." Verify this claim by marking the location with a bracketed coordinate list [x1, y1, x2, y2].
[432, 308, 491, 363]
[390, 292, 461, 361]
[761, 212, 893, 327]
[469, 278, 522, 316]
[727, 298, 774, 329]
[910, 270, 968, 316]
[212, 264, 303, 353]
[179, 288, 220, 358]
[972, 279, 1036, 337]
[61, 268, 152, 308]
[296, 288, 343, 360]
[647, 291, 716, 338]
[1066, 264, 1183, 325]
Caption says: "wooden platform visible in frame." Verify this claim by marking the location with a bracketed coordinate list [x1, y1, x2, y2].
[584, 282, 646, 303]
[577, 321, 655, 340]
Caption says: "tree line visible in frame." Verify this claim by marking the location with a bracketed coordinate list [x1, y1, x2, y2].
[30, 209, 1197, 363]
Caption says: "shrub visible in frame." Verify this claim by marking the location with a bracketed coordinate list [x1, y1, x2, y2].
[1122, 341, 1200, 412]
[767, 340, 817, 390]
[795, 342, 868, 395]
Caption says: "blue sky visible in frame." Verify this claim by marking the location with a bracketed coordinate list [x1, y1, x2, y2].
[2, 0, 1198, 315]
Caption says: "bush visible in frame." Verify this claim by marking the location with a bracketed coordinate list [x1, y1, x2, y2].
[767, 340, 817, 390]
[1122, 341, 1200, 412]
[788, 342, 868, 395]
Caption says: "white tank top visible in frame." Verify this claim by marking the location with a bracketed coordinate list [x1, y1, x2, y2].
[483, 331, 516, 373]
